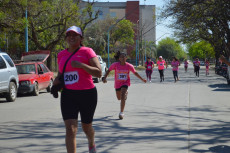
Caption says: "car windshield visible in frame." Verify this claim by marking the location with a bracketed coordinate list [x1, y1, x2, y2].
[16, 64, 36, 74]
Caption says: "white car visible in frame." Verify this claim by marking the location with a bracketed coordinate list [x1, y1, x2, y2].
[93, 55, 107, 83]
[0, 52, 19, 102]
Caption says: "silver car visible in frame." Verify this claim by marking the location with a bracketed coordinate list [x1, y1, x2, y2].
[0, 52, 19, 102]
[93, 55, 107, 83]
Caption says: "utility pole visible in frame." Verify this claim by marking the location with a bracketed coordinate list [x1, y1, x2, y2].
[25, 0, 28, 52]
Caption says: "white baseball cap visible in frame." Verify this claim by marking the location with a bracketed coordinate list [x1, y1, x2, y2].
[159, 56, 163, 58]
[66, 26, 82, 37]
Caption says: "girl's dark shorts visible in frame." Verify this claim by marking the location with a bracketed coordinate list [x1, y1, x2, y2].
[115, 85, 128, 91]
[60, 87, 97, 124]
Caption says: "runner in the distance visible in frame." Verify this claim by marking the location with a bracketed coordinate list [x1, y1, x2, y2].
[156, 56, 167, 82]
[205, 59, 210, 76]
[171, 56, 180, 82]
[193, 58, 200, 77]
[103, 51, 147, 119]
[184, 59, 189, 72]
[144, 57, 154, 82]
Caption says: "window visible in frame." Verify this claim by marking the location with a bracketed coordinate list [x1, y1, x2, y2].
[3, 55, 14, 67]
[40, 64, 48, 73]
[0, 56, 7, 69]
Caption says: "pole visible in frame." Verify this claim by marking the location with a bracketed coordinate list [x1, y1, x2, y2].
[144, 40, 146, 62]
[107, 31, 110, 68]
[25, 3, 28, 52]
[136, 39, 138, 67]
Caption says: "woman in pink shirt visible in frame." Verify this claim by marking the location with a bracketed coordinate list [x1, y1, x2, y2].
[52, 26, 101, 153]
[103, 51, 146, 119]
[144, 57, 154, 82]
[193, 58, 200, 77]
[156, 56, 167, 82]
[184, 59, 189, 72]
[171, 57, 180, 82]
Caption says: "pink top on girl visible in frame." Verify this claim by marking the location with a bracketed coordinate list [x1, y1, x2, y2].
[58, 47, 97, 90]
[157, 60, 165, 70]
[109, 62, 136, 89]
[194, 61, 200, 66]
[171, 61, 180, 71]
[205, 62, 209, 68]
[145, 61, 154, 70]
[184, 61, 189, 67]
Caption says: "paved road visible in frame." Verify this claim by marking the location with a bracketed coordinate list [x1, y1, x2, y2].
[0, 65, 230, 153]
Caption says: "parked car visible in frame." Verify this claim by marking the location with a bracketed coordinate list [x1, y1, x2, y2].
[0, 51, 19, 102]
[200, 61, 205, 66]
[93, 55, 107, 83]
[15, 50, 54, 96]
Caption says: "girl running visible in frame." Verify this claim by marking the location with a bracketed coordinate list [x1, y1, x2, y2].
[103, 51, 146, 119]
[184, 59, 189, 72]
[171, 57, 180, 82]
[205, 59, 210, 76]
[156, 56, 167, 82]
[193, 58, 200, 77]
[144, 57, 154, 82]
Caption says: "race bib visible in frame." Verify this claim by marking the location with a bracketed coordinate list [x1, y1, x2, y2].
[118, 73, 128, 80]
[64, 71, 79, 85]
[148, 66, 152, 69]
[160, 63, 163, 66]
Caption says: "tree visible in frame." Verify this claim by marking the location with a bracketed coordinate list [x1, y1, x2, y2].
[84, 17, 135, 55]
[156, 37, 187, 60]
[0, 0, 99, 69]
[187, 41, 215, 60]
[162, 0, 230, 59]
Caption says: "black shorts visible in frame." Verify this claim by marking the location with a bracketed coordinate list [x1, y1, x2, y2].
[115, 85, 128, 91]
[61, 87, 97, 124]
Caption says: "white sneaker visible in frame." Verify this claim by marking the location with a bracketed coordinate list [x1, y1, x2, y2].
[119, 112, 124, 119]
[149, 80, 151, 83]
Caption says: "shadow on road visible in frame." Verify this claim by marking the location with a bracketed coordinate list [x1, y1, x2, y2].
[208, 84, 230, 92]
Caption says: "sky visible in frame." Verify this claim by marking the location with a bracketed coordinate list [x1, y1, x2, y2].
[93, 0, 173, 44]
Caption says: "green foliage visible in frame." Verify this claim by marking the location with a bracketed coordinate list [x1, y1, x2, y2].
[156, 37, 187, 60]
[188, 41, 215, 60]
[162, 0, 230, 57]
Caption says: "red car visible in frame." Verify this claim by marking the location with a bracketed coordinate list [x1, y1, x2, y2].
[15, 51, 54, 96]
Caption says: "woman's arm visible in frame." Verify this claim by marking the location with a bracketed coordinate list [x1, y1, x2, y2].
[102, 70, 111, 83]
[71, 57, 102, 78]
[53, 72, 62, 86]
[134, 72, 147, 83]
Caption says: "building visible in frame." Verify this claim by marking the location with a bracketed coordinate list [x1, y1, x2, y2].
[81, 0, 156, 57]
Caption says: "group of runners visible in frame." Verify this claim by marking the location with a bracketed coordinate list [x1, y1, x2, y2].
[143, 57, 212, 83]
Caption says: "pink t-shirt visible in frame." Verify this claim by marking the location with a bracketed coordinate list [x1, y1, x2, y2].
[194, 61, 200, 66]
[171, 61, 180, 71]
[145, 61, 154, 70]
[109, 62, 136, 89]
[57, 47, 97, 90]
[157, 60, 165, 70]
[184, 61, 188, 67]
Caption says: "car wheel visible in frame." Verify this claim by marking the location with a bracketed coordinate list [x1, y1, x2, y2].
[32, 82, 39, 96]
[6, 82, 17, 102]
[46, 79, 53, 92]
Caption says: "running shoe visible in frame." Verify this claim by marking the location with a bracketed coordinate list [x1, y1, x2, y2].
[119, 112, 124, 119]
[89, 144, 96, 153]
[149, 80, 151, 83]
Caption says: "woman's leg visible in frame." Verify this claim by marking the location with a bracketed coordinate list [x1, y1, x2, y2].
[82, 123, 95, 148]
[146, 70, 149, 81]
[173, 71, 176, 82]
[120, 87, 128, 113]
[149, 70, 152, 81]
[64, 119, 78, 153]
